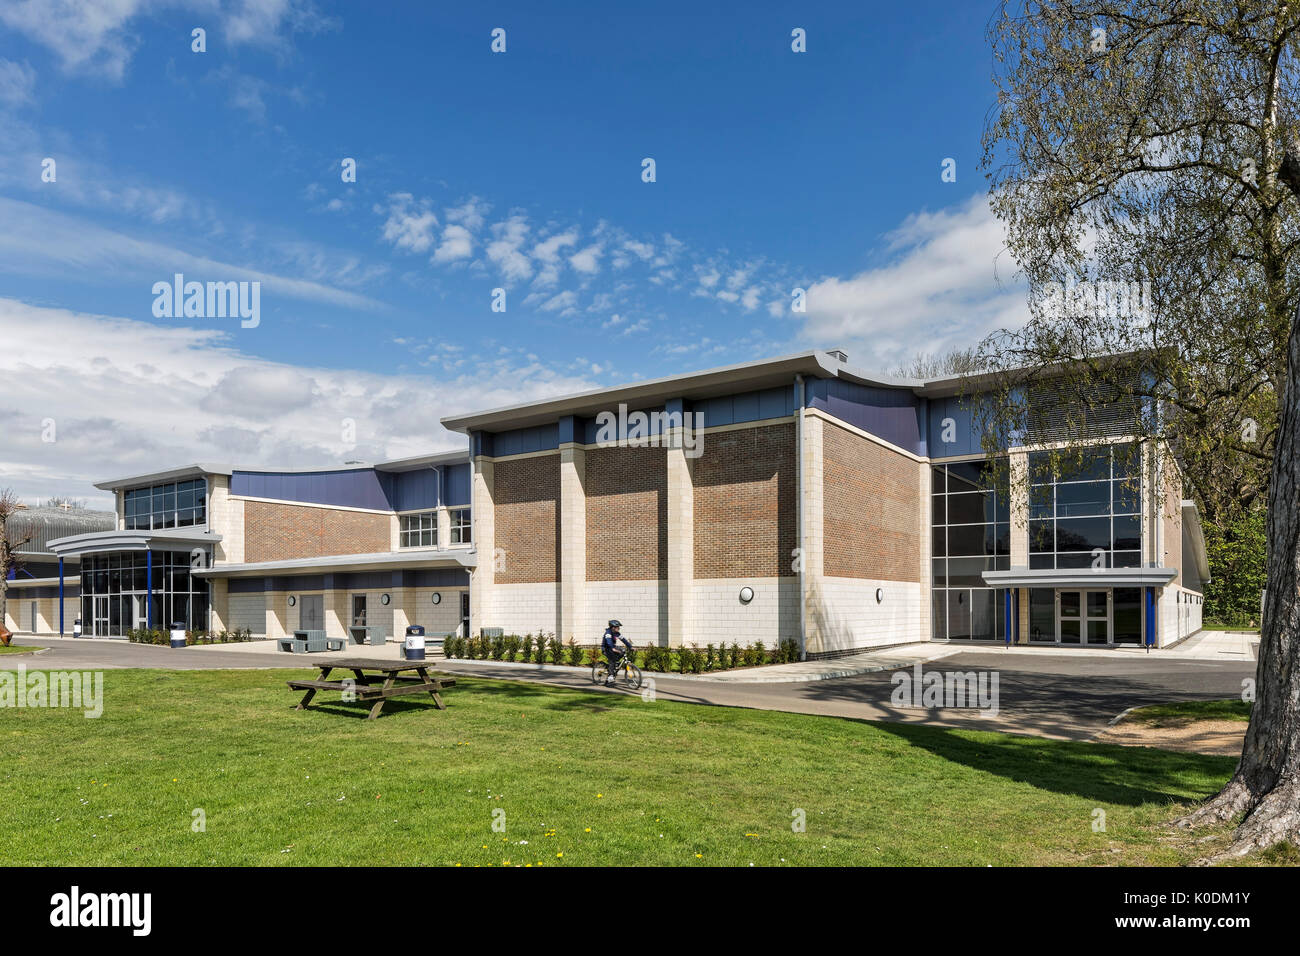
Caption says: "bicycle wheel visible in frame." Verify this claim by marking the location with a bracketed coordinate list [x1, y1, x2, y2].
[622, 663, 643, 690]
[591, 661, 610, 685]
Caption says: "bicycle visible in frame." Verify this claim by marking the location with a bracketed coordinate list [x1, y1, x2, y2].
[592, 648, 642, 690]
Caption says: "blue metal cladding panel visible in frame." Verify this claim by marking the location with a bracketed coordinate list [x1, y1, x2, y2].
[491, 423, 559, 457]
[580, 406, 669, 443]
[810, 379, 924, 455]
[232, 568, 470, 593]
[927, 396, 982, 457]
[694, 387, 794, 430]
[444, 463, 471, 506]
[232, 469, 391, 511]
[390, 469, 439, 512]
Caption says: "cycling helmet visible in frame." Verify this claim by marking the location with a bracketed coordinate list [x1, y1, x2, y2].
[608, 620, 622, 628]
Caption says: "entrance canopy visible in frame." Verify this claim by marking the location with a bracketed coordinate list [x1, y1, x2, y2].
[47, 527, 223, 558]
[982, 567, 1177, 589]
[191, 548, 477, 580]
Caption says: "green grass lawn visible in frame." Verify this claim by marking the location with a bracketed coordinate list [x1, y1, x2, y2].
[0, 668, 1264, 866]
[1125, 700, 1252, 724]
[0, 644, 41, 655]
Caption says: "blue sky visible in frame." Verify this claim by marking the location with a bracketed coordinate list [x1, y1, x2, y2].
[0, 0, 1026, 505]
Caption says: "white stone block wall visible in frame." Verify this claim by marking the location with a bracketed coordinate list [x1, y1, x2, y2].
[484, 582, 559, 638]
[1159, 585, 1203, 646]
[582, 580, 666, 646]
[690, 576, 799, 648]
[808, 577, 923, 654]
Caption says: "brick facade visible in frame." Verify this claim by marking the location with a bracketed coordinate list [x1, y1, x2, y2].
[693, 422, 796, 578]
[585, 445, 667, 581]
[493, 454, 560, 584]
[243, 500, 391, 563]
[822, 421, 920, 581]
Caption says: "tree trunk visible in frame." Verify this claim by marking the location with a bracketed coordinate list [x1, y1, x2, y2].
[1177, 308, 1300, 859]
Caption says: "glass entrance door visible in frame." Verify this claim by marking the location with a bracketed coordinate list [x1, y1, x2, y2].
[92, 596, 109, 637]
[1058, 590, 1111, 645]
[1084, 590, 1111, 644]
[1058, 591, 1082, 643]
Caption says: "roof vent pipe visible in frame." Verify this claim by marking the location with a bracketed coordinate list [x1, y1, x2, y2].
[827, 350, 848, 363]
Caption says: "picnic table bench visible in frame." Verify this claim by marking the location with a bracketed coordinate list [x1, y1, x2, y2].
[286, 657, 456, 720]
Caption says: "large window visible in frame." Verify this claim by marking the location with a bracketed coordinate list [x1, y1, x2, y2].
[400, 512, 437, 548]
[931, 459, 1010, 640]
[79, 551, 209, 636]
[124, 478, 207, 530]
[449, 507, 471, 545]
[1028, 444, 1140, 570]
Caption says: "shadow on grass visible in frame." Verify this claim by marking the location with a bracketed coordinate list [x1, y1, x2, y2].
[869, 719, 1237, 807]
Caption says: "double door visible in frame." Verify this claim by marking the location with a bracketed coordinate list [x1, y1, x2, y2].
[1058, 590, 1111, 645]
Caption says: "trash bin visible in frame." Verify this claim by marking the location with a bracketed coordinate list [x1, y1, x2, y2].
[73, 618, 83, 639]
[404, 625, 426, 661]
[170, 622, 187, 649]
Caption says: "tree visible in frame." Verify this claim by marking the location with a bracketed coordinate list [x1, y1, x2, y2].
[891, 346, 987, 379]
[0, 488, 32, 637]
[1203, 506, 1268, 626]
[981, 0, 1300, 859]
[42, 497, 86, 511]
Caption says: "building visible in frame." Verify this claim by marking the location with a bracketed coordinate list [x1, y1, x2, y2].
[3, 504, 116, 635]
[34, 349, 1208, 652]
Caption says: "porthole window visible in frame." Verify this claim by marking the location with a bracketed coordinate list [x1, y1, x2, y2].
[739, 586, 755, 605]
[431, 592, 442, 605]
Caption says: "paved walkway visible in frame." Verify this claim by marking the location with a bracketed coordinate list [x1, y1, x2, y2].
[3, 629, 1258, 679]
[2, 634, 1256, 742]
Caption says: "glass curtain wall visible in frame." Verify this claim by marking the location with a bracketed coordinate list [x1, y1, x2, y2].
[931, 459, 1010, 640]
[79, 551, 210, 636]
[1028, 444, 1140, 569]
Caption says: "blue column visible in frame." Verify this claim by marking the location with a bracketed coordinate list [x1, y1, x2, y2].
[58, 558, 64, 635]
[146, 551, 154, 630]
[1144, 587, 1155, 647]
[1004, 589, 1013, 645]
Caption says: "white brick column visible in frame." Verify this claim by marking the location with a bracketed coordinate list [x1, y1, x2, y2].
[559, 444, 587, 642]
[665, 442, 695, 649]
[1009, 450, 1029, 568]
[801, 414, 826, 654]
[470, 458, 495, 633]
[209, 578, 230, 634]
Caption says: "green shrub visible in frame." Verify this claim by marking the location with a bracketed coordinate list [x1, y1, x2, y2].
[521, 634, 533, 662]
[705, 643, 716, 669]
[505, 634, 521, 661]
[753, 641, 767, 665]
[728, 642, 741, 667]
[566, 639, 583, 667]
[548, 636, 563, 664]
[491, 635, 506, 660]
[689, 644, 704, 673]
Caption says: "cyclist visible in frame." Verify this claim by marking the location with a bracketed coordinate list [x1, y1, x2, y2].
[601, 619, 632, 686]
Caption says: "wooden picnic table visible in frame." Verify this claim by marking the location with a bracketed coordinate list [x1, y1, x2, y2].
[286, 657, 456, 720]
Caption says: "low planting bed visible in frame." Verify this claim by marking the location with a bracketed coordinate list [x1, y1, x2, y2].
[442, 633, 800, 673]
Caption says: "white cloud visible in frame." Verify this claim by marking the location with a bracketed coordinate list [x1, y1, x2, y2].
[798, 194, 1027, 366]
[0, 58, 36, 105]
[0, 0, 337, 81]
[378, 193, 438, 254]
[432, 223, 473, 263]
[0, 196, 386, 312]
[0, 296, 598, 504]
[569, 242, 603, 275]
[485, 214, 532, 283]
